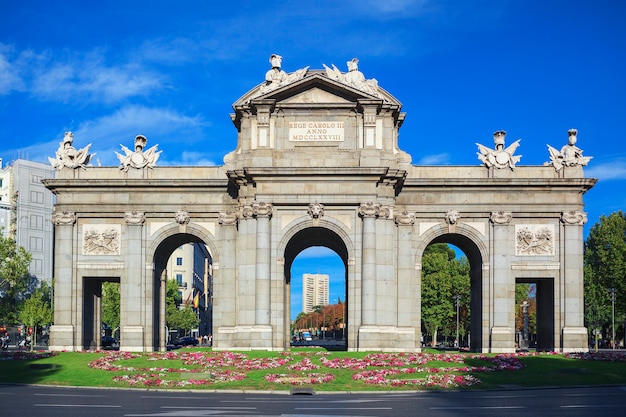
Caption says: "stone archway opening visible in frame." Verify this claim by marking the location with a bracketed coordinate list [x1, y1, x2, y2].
[516, 278, 554, 351]
[153, 233, 213, 351]
[425, 234, 483, 352]
[82, 277, 119, 350]
[283, 227, 348, 350]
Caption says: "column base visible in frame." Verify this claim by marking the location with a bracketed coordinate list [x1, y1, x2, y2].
[357, 326, 417, 351]
[48, 324, 77, 351]
[490, 326, 516, 353]
[214, 325, 280, 351]
[562, 326, 589, 353]
[120, 326, 145, 352]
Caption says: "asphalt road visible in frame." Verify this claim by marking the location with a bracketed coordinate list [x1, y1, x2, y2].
[1, 384, 625, 417]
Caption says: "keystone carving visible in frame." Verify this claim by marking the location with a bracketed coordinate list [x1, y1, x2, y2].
[174, 210, 190, 225]
[308, 202, 324, 219]
[445, 210, 460, 225]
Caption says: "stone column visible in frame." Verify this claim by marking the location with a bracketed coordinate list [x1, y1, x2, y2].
[561, 211, 589, 352]
[359, 202, 380, 325]
[252, 201, 273, 326]
[121, 211, 145, 351]
[489, 211, 515, 353]
[49, 210, 76, 351]
[376, 205, 395, 326]
[216, 211, 238, 348]
[395, 211, 416, 328]
[159, 270, 166, 352]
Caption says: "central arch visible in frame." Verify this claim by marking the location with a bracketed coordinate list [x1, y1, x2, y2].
[279, 220, 354, 350]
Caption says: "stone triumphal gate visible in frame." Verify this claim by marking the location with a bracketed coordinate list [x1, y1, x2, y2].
[44, 56, 596, 353]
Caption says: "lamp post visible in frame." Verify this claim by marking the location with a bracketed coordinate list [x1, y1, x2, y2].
[610, 288, 616, 350]
[520, 300, 530, 350]
[454, 295, 461, 349]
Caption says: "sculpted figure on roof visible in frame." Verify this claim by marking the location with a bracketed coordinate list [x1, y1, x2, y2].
[258, 54, 309, 95]
[48, 131, 94, 170]
[115, 135, 162, 171]
[476, 130, 522, 170]
[323, 58, 380, 98]
[545, 129, 592, 171]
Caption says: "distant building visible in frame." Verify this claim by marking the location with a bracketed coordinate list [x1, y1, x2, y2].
[165, 242, 213, 336]
[0, 158, 54, 283]
[302, 273, 329, 313]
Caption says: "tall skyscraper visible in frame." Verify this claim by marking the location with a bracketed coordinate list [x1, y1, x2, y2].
[302, 273, 329, 313]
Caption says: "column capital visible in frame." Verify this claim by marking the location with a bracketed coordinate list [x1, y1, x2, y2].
[124, 211, 145, 225]
[394, 210, 415, 226]
[252, 201, 273, 218]
[218, 211, 238, 226]
[52, 210, 76, 225]
[359, 202, 381, 218]
[561, 210, 587, 225]
[490, 211, 513, 225]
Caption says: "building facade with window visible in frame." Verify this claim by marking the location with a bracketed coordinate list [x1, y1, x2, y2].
[302, 273, 329, 313]
[1, 158, 54, 283]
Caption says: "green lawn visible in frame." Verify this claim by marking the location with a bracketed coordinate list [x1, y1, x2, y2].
[1, 349, 625, 391]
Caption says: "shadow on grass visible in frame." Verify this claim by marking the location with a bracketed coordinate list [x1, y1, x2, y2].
[465, 354, 626, 389]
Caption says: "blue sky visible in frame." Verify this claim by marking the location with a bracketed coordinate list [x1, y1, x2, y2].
[1, 1, 624, 319]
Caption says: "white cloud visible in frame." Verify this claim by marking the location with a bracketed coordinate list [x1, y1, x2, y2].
[584, 160, 626, 182]
[31, 52, 165, 103]
[416, 153, 451, 165]
[0, 45, 26, 94]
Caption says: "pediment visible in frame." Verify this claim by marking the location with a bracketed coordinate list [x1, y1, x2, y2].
[233, 71, 401, 108]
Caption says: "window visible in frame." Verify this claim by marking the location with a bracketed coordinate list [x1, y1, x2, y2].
[176, 274, 183, 286]
[31, 174, 43, 184]
[30, 236, 43, 252]
[30, 215, 44, 230]
[30, 190, 44, 204]
[176, 257, 183, 266]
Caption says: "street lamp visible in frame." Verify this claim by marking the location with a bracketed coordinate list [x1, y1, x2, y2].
[520, 300, 530, 350]
[609, 288, 616, 350]
[454, 295, 461, 349]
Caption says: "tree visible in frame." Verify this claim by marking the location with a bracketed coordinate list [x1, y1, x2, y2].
[18, 282, 53, 350]
[584, 211, 626, 345]
[0, 231, 32, 323]
[164, 279, 198, 336]
[101, 282, 120, 335]
[421, 244, 470, 346]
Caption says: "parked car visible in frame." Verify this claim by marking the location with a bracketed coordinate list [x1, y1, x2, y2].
[173, 336, 199, 347]
[101, 336, 118, 349]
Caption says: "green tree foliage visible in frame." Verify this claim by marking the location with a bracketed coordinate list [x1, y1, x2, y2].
[0, 232, 32, 323]
[101, 282, 120, 334]
[165, 279, 199, 335]
[18, 281, 53, 350]
[584, 211, 626, 344]
[421, 243, 470, 345]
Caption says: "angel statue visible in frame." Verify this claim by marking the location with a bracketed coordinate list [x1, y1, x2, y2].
[48, 131, 94, 170]
[545, 129, 592, 172]
[115, 135, 162, 171]
[476, 130, 522, 170]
